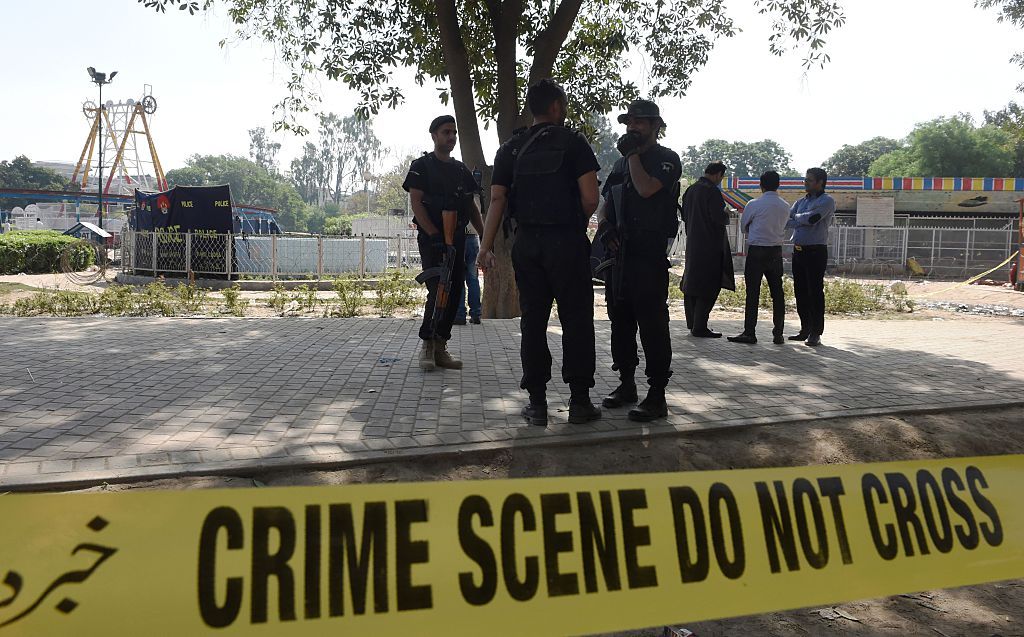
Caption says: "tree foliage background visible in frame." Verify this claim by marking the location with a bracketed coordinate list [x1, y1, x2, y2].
[866, 116, 1017, 177]
[0, 156, 74, 210]
[679, 139, 797, 179]
[822, 137, 902, 176]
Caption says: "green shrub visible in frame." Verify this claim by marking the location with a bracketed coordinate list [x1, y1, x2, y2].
[329, 277, 363, 318]
[221, 284, 246, 316]
[97, 285, 137, 316]
[885, 282, 915, 313]
[268, 283, 288, 311]
[8, 290, 97, 316]
[176, 283, 209, 313]
[139, 282, 176, 316]
[374, 271, 417, 317]
[293, 284, 317, 311]
[824, 279, 885, 314]
[0, 230, 95, 274]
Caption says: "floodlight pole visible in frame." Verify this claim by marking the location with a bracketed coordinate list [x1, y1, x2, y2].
[88, 68, 116, 229]
[97, 79, 104, 230]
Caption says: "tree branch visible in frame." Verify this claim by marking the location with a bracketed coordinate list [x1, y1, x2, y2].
[521, 0, 586, 126]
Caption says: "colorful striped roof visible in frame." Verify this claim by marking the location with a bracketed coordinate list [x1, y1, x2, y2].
[723, 177, 1024, 192]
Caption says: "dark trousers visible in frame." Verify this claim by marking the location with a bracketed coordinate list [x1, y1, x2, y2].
[684, 291, 720, 333]
[512, 225, 596, 395]
[417, 229, 466, 341]
[744, 245, 785, 337]
[792, 244, 828, 336]
[606, 258, 672, 388]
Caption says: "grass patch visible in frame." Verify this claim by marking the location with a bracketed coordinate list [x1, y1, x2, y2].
[0, 282, 39, 296]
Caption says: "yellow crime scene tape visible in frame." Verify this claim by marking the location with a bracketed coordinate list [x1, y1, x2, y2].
[0, 455, 1021, 636]
[918, 251, 1019, 297]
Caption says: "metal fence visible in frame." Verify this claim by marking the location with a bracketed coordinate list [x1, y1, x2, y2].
[122, 231, 421, 279]
[673, 215, 1020, 280]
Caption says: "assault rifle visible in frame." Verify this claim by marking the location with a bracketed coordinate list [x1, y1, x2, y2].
[414, 209, 458, 339]
[594, 181, 628, 303]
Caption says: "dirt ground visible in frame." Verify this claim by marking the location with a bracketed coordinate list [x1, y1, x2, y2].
[68, 406, 1024, 637]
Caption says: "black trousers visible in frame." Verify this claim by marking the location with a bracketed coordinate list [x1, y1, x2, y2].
[792, 244, 828, 337]
[744, 245, 785, 337]
[512, 225, 596, 395]
[606, 257, 671, 388]
[417, 229, 466, 342]
[684, 291, 720, 333]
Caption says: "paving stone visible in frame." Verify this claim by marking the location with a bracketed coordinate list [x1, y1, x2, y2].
[0, 316, 1021, 488]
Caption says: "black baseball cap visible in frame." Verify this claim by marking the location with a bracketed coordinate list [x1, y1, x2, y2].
[617, 99, 664, 125]
[429, 115, 456, 133]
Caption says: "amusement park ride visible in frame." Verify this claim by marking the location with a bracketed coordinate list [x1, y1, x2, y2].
[70, 83, 167, 196]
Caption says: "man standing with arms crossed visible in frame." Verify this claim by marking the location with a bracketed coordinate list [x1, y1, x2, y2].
[788, 167, 835, 347]
[403, 115, 485, 370]
[728, 170, 790, 345]
[596, 99, 681, 422]
[479, 79, 602, 427]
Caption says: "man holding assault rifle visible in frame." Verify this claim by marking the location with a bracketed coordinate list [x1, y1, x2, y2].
[403, 115, 485, 371]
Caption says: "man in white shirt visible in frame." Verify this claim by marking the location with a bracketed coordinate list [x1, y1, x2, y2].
[728, 170, 790, 345]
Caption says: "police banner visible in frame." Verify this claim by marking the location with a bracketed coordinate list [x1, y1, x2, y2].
[0, 456, 1021, 635]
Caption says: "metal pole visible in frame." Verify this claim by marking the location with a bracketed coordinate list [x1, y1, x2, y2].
[271, 233, 278, 281]
[97, 82, 103, 230]
[185, 232, 192, 275]
[359, 235, 366, 277]
[225, 232, 233, 278]
[317, 235, 324, 280]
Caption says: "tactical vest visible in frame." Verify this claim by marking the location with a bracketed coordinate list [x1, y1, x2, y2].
[509, 125, 584, 226]
[417, 153, 472, 228]
[614, 156, 681, 239]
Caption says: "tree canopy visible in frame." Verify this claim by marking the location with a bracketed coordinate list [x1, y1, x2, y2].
[976, 0, 1024, 91]
[984, 101, 1024, 176]
[680, 139, 797, 179]
[289, 114, 384, 206]
[0, 156, 74, 210]
[140, 0, 846, 318]
[822, 137, 902, 176]
[166, 154, 314, 231]
[867, 116, 1016, 177]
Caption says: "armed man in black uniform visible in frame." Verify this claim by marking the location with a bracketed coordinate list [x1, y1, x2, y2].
[479, 79, 602, 427]
[596, 100, 681, 422]
[403, 115, 485, 371]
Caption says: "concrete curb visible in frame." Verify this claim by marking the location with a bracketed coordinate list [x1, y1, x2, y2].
[4, 397, 1022, 493]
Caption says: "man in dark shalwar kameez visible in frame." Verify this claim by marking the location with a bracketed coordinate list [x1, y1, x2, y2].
[680, 162, 735, 338]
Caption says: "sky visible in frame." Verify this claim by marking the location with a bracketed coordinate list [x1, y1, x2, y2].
[2, 0, 1022, 178]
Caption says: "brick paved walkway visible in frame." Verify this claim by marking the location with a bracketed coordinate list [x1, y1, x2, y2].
[1, 316, 1022, 490]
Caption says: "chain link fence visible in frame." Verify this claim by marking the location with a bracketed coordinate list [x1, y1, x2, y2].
[122, 231, 403, 279]
[672, 214, 1019, 281]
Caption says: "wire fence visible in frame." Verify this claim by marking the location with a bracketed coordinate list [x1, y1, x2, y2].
[122, 231, 420, 279]
[671, 214, 1020, 281]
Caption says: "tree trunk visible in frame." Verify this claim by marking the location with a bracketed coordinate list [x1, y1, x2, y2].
[436, 0, 521, 318]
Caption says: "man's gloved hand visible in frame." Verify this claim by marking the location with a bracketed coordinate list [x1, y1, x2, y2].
[616, 132, 644, 157]
[429, 233, 445, 262]
[808, 213, 823, 224]
[597, 220, 620, 253]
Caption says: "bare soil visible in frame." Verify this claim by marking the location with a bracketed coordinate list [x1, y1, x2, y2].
[73, 406, 1024, 637]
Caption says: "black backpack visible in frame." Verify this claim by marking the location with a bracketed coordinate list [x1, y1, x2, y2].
[509, 126, 583, 226]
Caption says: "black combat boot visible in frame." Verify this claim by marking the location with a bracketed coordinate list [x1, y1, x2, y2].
[602, 371, 638, 408]
[628, 386, 668, 422]
[567, 386, 601, 424]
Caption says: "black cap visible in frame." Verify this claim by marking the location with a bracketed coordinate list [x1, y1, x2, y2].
[429, 115, 456, 133]
[617, 99, 663, 125]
